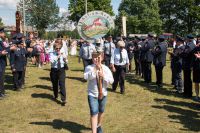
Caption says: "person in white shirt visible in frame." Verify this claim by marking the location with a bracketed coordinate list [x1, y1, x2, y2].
[84, 48, 114, 133]
[103, 36, 116, 67]
[110, 40, 129, 94]
[50, 39, 67, 106]
[79, 41, 96, 70]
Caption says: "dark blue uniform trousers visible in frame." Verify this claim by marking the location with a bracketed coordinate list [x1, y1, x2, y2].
[112, 65, 126, 93]
[50, 68, 66, 101]
[0, 70, 5, 94]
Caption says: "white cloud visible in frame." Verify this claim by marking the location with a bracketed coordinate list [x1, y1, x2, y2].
[0, 0, 20, 9]
[1, 16, 9, 22]
[59, 7, 67, 16]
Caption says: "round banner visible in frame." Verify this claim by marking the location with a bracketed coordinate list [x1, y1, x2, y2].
[77, 11, 115, 43]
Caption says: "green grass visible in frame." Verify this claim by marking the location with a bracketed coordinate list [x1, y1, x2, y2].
[0, 55, 200, 133]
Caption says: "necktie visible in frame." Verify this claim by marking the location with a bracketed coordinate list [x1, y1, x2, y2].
[109, 43, 112, 55]
[120, 49, 123, 63]
[57, 57, 61, 69]
[87, 46, 90, 58]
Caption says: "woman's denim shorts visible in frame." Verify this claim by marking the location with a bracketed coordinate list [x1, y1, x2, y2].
[88, 95, 107, 116]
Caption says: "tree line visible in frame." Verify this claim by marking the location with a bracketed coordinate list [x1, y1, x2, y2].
[14, 0, 200, 38]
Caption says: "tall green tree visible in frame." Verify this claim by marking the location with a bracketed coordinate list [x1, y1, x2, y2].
[159, 0, 200, 35]
[25, 0, 60, 37]
[0, 17, 4, 27]
[118, 0, 162, 35]
[69, 0, 114, 22]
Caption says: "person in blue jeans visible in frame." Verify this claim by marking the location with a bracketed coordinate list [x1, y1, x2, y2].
[84, 47, 114, 133]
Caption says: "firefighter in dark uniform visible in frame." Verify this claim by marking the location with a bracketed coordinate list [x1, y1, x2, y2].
[10, 35, 33, 91]
[126, 38, 134, 72]
[181, 34, 196, 98]
[133, 37, 141, 75]
[192, 40, 200, 101]
[0, 27, 16, 99]
[139, 36, 146, 78]
[152, 35, 167, 87]
[168, 36, 184, 93]
[17, 33, 27, 88]
[141, 32, 155, 83]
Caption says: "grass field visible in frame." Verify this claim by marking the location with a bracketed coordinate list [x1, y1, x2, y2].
[0, 55, 200, 133]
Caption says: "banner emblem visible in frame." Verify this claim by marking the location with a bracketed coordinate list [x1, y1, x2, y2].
[77, 11, 114, 42]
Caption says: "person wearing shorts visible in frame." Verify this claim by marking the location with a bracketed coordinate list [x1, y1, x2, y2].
[84, 47, 114, 133]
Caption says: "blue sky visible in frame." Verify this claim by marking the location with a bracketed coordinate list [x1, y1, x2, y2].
[0, 0, 121, 26]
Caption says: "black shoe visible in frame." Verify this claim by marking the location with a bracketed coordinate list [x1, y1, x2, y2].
[120, 91, 125, 94]
[97, 126, 103, 133]
[14, 88, 21, 91]
[157, 84, 163, 88]
[0, 94, 5, 100]
[61, 100, 66, 106]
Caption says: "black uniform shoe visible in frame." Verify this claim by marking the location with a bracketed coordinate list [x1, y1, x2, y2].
[61, 100, 66, 106]
[0, 94, 5, 100]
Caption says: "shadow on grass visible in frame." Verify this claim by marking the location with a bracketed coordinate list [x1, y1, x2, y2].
[32, 85, 52, 91]
[30, 119, 90, 133]
[70, 69, 84, 72]
[43, 68, 51, 71]
[125, 74, 183, 98]
[31, 93, 61, 104]
[107, 88, 122, 94]
[4, 74, 14, 90]
[39, 77, 51, 81]
[66, 76, 87, 83]
[153, 98, 200, 132]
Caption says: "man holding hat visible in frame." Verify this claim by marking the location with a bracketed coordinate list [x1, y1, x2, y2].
[181, 34, 196, 98]
[84, 47, 114, 133]
[110, 40, 129, 94]
[152, 35, 167, 88]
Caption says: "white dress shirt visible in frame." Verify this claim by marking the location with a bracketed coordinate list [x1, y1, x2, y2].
[50, 51, 66, 69]
[84, 64, 114, 97]
[110, 48, 129, 66]
[79, 43, 96, 60]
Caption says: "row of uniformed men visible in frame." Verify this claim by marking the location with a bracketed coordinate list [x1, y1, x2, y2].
[0, 28, 35, 99]
[79, 33, 200, 97]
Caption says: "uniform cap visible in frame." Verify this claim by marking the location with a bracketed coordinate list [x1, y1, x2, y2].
[176, 35, 184, 42]
[148, 32, 154, 37]
[187, 34, 194, 39]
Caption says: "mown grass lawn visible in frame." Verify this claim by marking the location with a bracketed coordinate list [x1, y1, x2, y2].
[0, 55, 200, 133]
